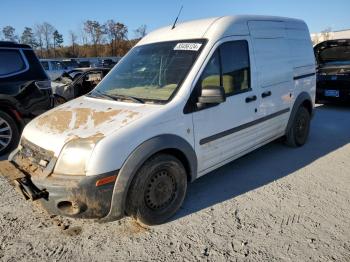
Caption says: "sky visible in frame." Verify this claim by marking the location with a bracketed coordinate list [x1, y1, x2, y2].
[1, 0, 350, 44]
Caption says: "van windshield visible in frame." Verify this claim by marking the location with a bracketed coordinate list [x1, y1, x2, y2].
[91, 40, 205, 103]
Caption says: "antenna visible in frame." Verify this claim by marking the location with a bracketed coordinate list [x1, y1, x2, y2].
[172, 5, 183, 30]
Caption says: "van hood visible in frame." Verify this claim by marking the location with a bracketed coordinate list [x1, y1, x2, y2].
[22, 96, 158, 156]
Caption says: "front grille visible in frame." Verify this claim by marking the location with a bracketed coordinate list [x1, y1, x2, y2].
[12, 138, 56, 177]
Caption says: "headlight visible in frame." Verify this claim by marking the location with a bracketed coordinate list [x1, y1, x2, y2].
[54, 139, 96, 176]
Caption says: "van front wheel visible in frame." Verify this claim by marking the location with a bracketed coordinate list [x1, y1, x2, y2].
[126, 154, 187, 226]
[285, 106, 311, 147]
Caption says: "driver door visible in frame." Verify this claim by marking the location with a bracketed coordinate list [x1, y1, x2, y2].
[192, 38, 260, 175]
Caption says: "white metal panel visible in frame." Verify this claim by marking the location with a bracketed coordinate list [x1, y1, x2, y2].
[250, 37, 291, 88]
[248, 21, 285, 38]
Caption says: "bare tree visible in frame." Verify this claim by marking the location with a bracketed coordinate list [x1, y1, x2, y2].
[69, 30, 78, 57]
[2, 26, 18, 42]
[134, 24, 147, 39]
[34, 24, 45, 57]
[311, 34, 320, 46]
[41, 22, 56, 57]
[105, 20, 128, 56]
[321, 27, 332, 41]
[84, 20, 105, 56]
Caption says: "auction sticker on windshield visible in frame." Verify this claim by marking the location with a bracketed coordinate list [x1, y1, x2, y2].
[174, 43, 202, 51]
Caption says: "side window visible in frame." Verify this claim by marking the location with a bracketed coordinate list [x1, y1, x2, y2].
[199, 50, 221, 89]
[220, 41, 251, 95]
[0, 49, 26, 76]
[196, 40, 251, 97]
[41, 61, 49, 70]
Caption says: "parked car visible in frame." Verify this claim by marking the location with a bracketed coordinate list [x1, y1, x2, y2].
[77, 60, 91, 68]
[51, 68, 110, 105]
[61, 59, 80, 70]
[1, 16, 315, 225]
[0, 41, 52, 155]
[40, 59, 67, 80]
[98, 59, 117, 68]
[314, 39, 350, 103]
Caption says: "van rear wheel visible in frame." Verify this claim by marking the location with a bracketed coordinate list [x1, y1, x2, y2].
[285, 106, 310, 147]
[126, 154, 187, 226]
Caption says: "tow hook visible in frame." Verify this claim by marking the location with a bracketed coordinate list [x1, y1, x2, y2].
[14, 177, 49, 201]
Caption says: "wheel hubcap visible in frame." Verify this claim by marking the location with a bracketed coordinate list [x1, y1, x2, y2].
[145, 170, 177, 210]
[296, 116, 307, 139]
[0, 117, 12, 152]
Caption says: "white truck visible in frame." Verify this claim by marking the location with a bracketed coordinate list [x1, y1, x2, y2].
[0, 15, 316, 225]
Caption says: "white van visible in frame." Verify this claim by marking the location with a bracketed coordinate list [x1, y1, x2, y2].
[1, 15, 316, 225]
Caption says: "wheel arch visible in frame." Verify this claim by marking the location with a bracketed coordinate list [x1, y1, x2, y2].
[0, 101, 24, 130]
[286, 92, 314, 134]
[101, 134, 197, 221]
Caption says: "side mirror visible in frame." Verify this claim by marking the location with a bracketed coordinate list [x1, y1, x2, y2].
[198, 85, 226, 105]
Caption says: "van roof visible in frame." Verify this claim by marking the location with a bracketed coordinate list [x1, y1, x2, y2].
[138, 15, 306, 45]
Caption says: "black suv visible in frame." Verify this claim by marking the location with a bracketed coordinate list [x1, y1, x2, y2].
[315, 39, 350, 103]
[0, 41, 52, 155]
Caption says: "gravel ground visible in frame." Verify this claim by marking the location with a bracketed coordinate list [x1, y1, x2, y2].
[0, 104, 349, 261]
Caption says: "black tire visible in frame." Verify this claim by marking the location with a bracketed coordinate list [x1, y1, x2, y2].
[126, 154, 188, 226]
[0, 111, 20, 156]
[285, 106, 311, 147]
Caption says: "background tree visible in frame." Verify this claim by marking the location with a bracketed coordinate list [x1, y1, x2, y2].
[134, 24, 147, 39]
[2, 26, 18, 42]
[21, 27, 37, 47]
[84, 20, 105, 57]
[41, 22, 55, 57]
[34, 24, 45, 57]
[114, 23, 128, 56]
[53, 30, 64, 57]
[69, 30, 78, 57]
[105, 20, 128, 56]
[321, 27, 332, 41]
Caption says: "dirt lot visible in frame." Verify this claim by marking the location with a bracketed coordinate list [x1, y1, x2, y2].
[0, 104, 349, 261]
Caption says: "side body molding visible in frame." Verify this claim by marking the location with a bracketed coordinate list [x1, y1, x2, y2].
[285, 91, 314, 134]
[101, 134, 197, 221]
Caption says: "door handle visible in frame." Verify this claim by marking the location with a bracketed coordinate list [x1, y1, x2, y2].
[261, 91, 272, 98]
[245, 95, 257, 103]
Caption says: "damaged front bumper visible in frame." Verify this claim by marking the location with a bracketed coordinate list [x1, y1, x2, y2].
[0, 160, 118, 220]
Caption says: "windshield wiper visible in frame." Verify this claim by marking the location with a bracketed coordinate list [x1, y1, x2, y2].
[90, 90, 144, 104]
[109, 94, 145, 104]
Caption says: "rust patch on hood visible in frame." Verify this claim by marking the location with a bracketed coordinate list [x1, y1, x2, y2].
[92, 109, 122, 126]
[35, 107, 135, 133]
[37, 110, 73, 133]
[73, 108, 91, 129]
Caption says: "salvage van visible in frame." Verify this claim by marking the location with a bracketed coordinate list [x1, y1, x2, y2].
[0, 15, 316, 225]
